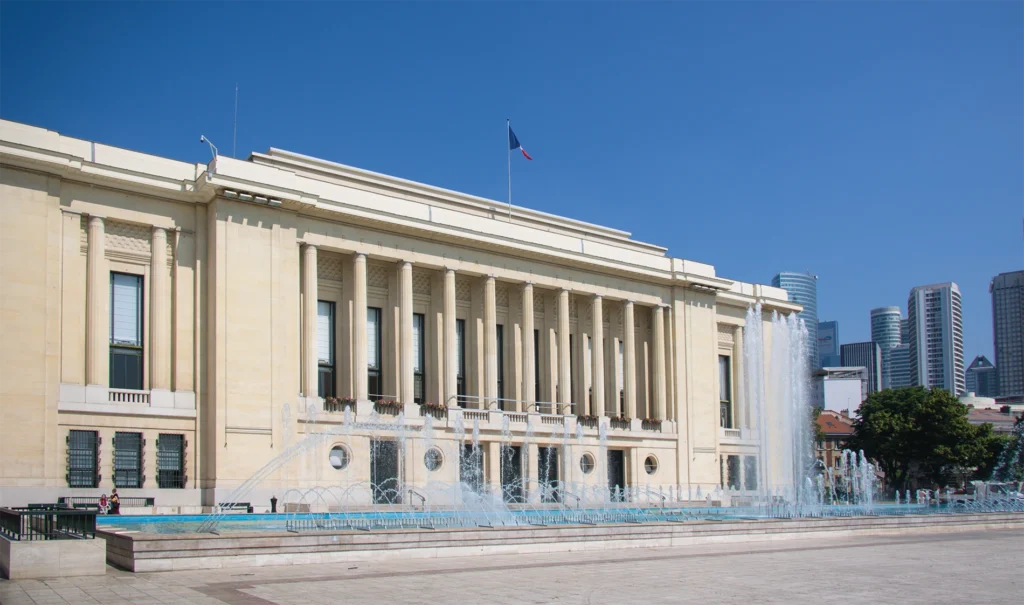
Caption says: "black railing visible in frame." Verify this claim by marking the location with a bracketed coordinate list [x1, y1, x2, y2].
[0, 506, 97, 541]
[57, 496, 155, 508]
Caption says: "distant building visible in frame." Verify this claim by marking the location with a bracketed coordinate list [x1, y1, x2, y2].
[900, 318, 910, 343]
[812, 367, 867, 414]
[840, 342, 882, 393]
[772, 272, 819, 369]
[907, 282, 965, 395]
[870, 306, 902, 389]
[967, 407, 1023, 435]
[965, 355, 998, 398]
[889, 344, 913, 389]
[991, 271, 1024, 397]
[815, 410, 855, 469]
[818, 320, 840, 367]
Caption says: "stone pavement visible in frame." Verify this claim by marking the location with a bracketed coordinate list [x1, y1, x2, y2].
[1, 530, 1021, 604]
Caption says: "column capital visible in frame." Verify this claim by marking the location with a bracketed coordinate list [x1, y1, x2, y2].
[302, 242, 318, 252]
[353, 251, 367, 261]
[592, 293, 603, 300]
[151, 225, 168, 236]
[444, 267, 456, 275]
[87, 215, 105, 227]
[398, 259, 413, 267]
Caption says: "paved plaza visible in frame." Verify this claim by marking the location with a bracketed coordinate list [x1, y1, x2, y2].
[1, 530, 1021, 604]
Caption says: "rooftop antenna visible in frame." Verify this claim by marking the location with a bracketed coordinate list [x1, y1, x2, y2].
[232, 83, 238, 158]
[199, 135, 218, 160]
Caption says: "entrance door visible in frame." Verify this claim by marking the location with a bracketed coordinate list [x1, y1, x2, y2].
[460, 444, 485, 494]
[370, 440, 401, 504]
[538, 446, 560, 503]
[607, 449, 625, 502]
[500, 445, 523, 503]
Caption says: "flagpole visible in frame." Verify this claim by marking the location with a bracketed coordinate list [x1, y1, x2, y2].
[507, 118, 513, 222]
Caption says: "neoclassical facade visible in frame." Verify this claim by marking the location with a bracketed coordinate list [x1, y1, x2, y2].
[0, 120, 799, 509]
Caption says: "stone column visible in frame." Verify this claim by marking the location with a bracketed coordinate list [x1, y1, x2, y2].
[399, 261, 414, 404]
[652, 305, 666, 421]
[484, 276, 497, 408]
[522, 283, 535, 412]
[444, 269, 457, 406]
[624, 300, 637, 419]
[733, 325, 746, 430]
[301, 244, 318, 398]
[150, 227, 171, 392]
[557, 289, 571, 412]
[85, 216, 108, 387]
[590, 295, 605, 417]
[352, 253, 368, 401]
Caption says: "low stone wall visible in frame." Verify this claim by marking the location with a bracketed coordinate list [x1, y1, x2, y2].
[100, 513, 1024, 573]
[1, 536, 106, 579]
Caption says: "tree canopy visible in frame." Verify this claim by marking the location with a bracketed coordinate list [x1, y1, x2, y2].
[845, 387, 1003, 490]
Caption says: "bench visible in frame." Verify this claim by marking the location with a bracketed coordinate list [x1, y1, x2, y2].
[218, 502, 253, 513]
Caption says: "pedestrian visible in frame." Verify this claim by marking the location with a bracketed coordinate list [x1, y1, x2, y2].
[109, 488, 121, 515]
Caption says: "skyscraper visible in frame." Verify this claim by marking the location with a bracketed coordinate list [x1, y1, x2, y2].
[818, 320, 840, 367]
[772, 272, 818, 369]
[907, 282, 965, 395]
[890, 344, 912, 388]
[870, 306, 903, 389]
[840, 341, 882, 393]
[991, 271, 1024, 397]
[965, 355, 998, 397]
[900, 318, 910, 343]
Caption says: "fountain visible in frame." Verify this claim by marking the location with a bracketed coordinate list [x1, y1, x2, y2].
[122, 304, 1019, 538]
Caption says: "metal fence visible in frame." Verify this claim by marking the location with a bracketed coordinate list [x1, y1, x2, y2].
[0, 506, 97, 541]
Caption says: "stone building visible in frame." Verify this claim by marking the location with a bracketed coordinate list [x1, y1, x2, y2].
[0, 120, 799, 509]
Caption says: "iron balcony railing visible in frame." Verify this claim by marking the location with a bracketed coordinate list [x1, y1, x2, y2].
[0, 506, 97, 541]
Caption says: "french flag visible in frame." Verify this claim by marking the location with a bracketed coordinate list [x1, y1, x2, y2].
[508, 125, 533, 160]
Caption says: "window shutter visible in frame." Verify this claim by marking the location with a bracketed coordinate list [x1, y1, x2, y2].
[367, 309, 378, 369]
[617, 341, 624, 392]
[456, 320, 464, 375]
[111, 274, 141, 345]
[317, 301, 332, 364]
[413, 314, 423, 372]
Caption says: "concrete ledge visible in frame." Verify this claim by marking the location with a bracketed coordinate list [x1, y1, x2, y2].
[99, 512, 1024, 572]
[1, 536, 106, 579]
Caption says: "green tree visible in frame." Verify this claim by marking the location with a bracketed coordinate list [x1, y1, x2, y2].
[811, 406, 826, 445]
[846, 387, 1001, 490]
[991, 415, 1024, 482]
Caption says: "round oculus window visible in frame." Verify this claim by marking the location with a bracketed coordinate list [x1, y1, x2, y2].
[329, 445, 350, 470]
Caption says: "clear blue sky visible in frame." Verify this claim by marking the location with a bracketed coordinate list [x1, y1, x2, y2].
[2, 2, 1021, 361]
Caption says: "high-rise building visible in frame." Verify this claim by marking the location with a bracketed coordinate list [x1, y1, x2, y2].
[965, 355, 998, 397]
[991, 271, 1024, 396]
[907, 282, 965, 395]
[890, 344, 913, 388]
[900, 318, 910, 343]
[870, 306, 903, 389]
[818, 320, 840, 367]
[840, 342, 882, 393]
[772, 272, 819, 369]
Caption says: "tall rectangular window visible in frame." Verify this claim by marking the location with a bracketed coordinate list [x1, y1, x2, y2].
[367, 307, 382, 401]
[113, 431, 143, 488]
[110, 272, 143, 390]
[413, 313, 425, 404]
[157, 434, 185, 488]
[534, 329, 541, 404]
[67, 430, 98, 488]
[719, 355, 733, 428]
[317, 301, 335, 399]
[569, 334, 575, 411]
[618, 341, 625, 415]
[456, 318, 466, 404]
[496, 324, 505, 408]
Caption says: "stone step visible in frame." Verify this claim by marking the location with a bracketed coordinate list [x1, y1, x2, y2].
[99, 513, 1024, 572]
